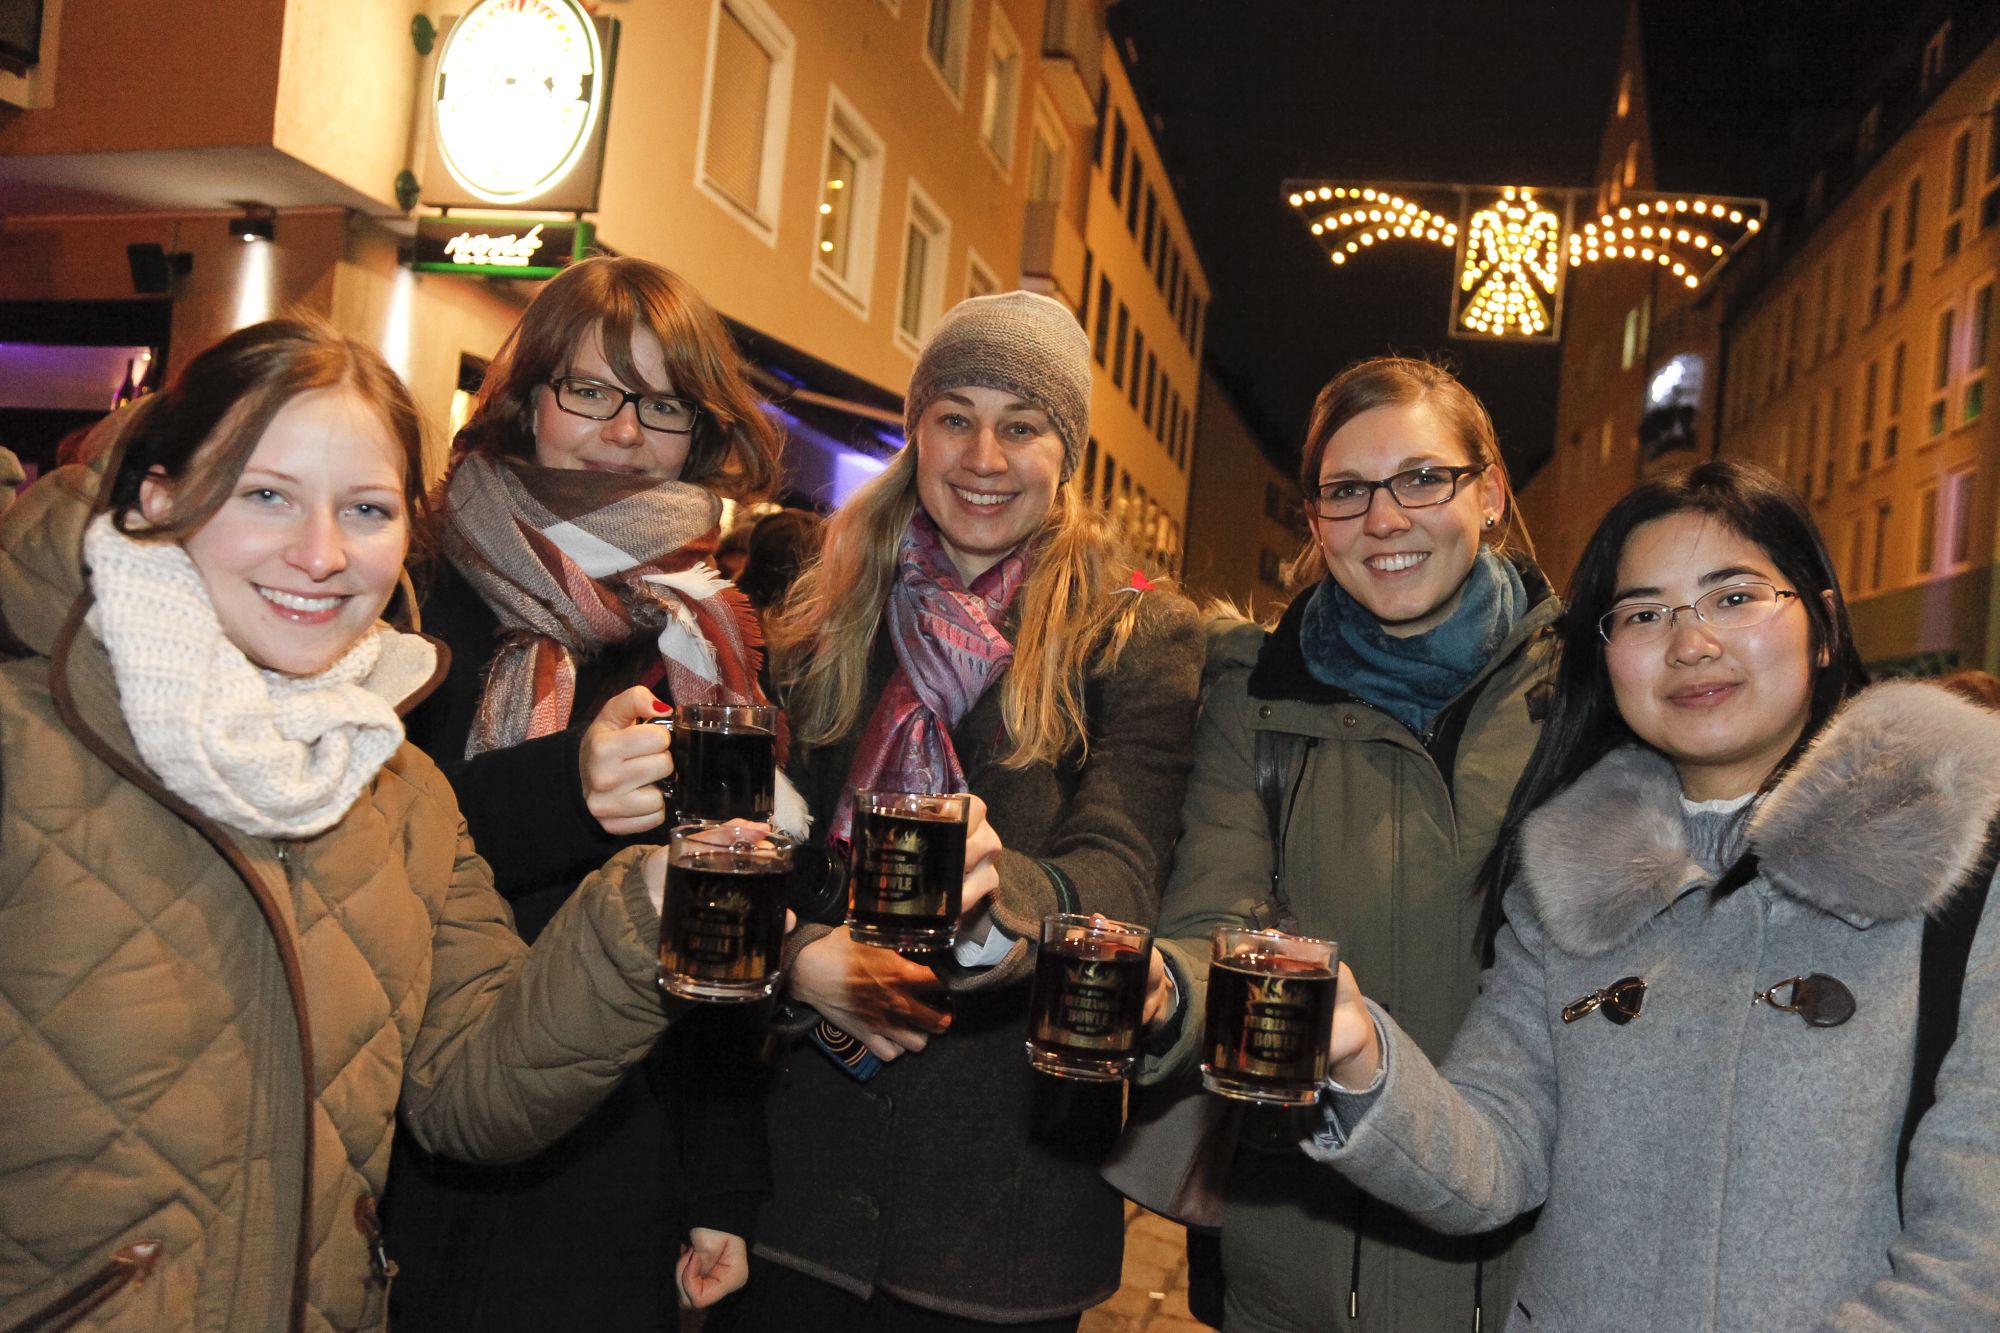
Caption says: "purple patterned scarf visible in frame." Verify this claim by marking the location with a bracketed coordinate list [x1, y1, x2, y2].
[829, 511, 1028, 842]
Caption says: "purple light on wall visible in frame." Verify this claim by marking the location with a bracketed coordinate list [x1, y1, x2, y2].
[0, 343, 154, 410]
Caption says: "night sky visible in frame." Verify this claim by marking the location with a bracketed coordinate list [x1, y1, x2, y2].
[1110, 0, 1889, 484]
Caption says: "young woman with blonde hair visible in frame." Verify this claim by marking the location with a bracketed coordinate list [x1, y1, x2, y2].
[708, 290, 1205, 1332]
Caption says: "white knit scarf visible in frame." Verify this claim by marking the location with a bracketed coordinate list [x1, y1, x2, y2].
[82, 514, 438, 839]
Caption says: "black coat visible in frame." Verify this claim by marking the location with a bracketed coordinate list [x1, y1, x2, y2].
[384, 558, 769, 1333]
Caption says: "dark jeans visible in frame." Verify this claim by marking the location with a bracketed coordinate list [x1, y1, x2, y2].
[705, 1258, 1083, 1333]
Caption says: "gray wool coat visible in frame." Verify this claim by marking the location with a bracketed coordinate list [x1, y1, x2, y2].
[1308, 679, 2000, 1333]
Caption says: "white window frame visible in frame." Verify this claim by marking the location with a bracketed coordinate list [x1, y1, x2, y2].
[894, 179, 952, 356]
[922, 0, 971, 106]
[1963, 276, 1993, 427]
[693, 0, 796, 247]
[1026, 91, 1069, 206]
[978, 3, 1023, 176]
[1916, 483, 1940, 576]
[1926, 301, 1957, 443]
[965, 245, 1000, 300]
[1944, 128, 1972, 261]
[1881, 340, 1906, 466]
[1941, 466, 1977, 572]
[1981, 92, 2000, 235]
[809, 86, 886, 317]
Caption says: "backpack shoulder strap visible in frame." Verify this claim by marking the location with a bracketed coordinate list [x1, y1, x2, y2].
[1250, 728, 1310, 931]
[1899, 810, 2000, 1213]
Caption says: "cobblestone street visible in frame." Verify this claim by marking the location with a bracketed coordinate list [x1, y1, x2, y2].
[1079, 1205, 1205, 1333]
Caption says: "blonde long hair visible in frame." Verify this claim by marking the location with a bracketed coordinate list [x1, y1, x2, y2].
[770, 447, 1148, 769]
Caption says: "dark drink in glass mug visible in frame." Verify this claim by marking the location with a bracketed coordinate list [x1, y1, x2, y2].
[846, 790, 969, 949]
[1201, 927, 1339, 1105]
[1026, 914, 1152, 1080]
[652, 703, 777, 823]
[658, 822, 795, 1002]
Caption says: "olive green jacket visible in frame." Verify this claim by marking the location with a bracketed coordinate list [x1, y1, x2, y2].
[1137, 574, 1558, 1332]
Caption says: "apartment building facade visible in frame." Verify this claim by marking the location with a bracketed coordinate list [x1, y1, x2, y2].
[1717, 12, 2000, 672]
[0, 0, 1204, 534]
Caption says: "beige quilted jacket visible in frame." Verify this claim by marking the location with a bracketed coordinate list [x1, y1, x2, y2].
[0, 466, 674, 1333]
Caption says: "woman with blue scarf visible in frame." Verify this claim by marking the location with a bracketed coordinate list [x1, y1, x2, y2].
[1117, 357, 1558, 1333]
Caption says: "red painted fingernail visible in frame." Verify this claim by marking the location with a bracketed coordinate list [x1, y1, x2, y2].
[652, 700, 671, 713]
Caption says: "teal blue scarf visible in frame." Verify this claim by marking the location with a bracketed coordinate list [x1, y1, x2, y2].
[1299, 548, 1526, 736]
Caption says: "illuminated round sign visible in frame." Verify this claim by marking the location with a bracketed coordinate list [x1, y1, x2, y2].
[431, 0, 605, 206]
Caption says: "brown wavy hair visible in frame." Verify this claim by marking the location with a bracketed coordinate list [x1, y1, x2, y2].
[1283, 355, 1534, 589]
[104, 316, 428, 550]
[452, 256, 782, 499]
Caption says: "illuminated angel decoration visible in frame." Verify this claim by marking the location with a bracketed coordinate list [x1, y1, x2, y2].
[1459, 187, 1560, 337]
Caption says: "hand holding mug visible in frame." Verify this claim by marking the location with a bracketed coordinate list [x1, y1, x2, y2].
[959, 793, 1002, 924]
[1326, 962, 1381, 1091]
[580, 686, 673, 836]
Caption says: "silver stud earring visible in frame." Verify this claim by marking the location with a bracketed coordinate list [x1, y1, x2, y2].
[1484, 515, 1497, 530]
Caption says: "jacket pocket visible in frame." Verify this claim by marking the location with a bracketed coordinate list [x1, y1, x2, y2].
[1, 1241, 163, 1333]
[1504, 1269, 1571, 1332]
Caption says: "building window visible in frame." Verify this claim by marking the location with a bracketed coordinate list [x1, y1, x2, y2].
[1107, 111, 1128, 202]
[1945, 130, 1972, 260]
[1856, 358, 1878, 474]
[1622, 140, 1639, 188]
[1092, 275, 1112, 365]
[1870, 203, 1892, 321]
[1143, 352, 1157, 430]
[1868, 499, 1891, 592]
[923, 0, 971, 101]
[1621, 304, 1642, 371]
[1125, 153, 1143, 234]
[1141, 187, 1158, 268]
[1942, 467, 1976, 569]
[1828, 386, 1844, 482]
[1928, 304, 1957, 438]
[1083, 437, 1097, 500]
[1917, 485, 1940, 576]
[1616, 71, 1632, 118]
[697, 0, 796, 242]
[1813, 263, 1832, 363]
[1027, 97, 1067, 205]
[1078, 247, 1093, 325]
[1099, 450, 1116, 510]
[1920, 20, 1950, 94]
[965, 247, 999, 299]
[1258, 548, 1284, 587]
[978, 4, 1022, 170]
[1112, 301, 1129, 388]
[1858, 105, 1881, 161]
[1128, 329, 1145, 409]
[1983, 95, 2000, 231]
[895, 183, 950, 351]
[1885, 341, 1907, 462]
[1899, 176, 1922, 305]
[811, 89, 884, 312]
[1965, 280, 1992, 425]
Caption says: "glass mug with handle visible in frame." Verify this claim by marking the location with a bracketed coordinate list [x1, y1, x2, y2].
[845, 790, 970, 949]
[1026, 913, 1153, 1080]
[657, 821, 795, 1002]
[650, 702, 778, 824]
[1200, 926, 1339, 1105]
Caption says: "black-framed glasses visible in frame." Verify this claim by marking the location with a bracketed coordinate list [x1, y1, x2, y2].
[1597, 582, 1800, 648]
[1307, 464, 1488, 521]
[1561, 976, 1646, 1025]
[548, 376, 702, 434]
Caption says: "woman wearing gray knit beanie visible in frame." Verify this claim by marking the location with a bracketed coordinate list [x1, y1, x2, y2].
[704, 291, 1206, 1332]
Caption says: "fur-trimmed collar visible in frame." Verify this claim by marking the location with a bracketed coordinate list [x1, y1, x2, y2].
[1519, 680, 2000, 957]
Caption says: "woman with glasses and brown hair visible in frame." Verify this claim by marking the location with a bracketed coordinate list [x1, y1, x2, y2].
[1305, 460, 2000, 1330]
[384, 255, 789, 1330]
[1122, 356, 1555, 1331]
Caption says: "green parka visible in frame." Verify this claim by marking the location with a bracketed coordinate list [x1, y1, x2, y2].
[0, 465, 674, 1333]
[1138, 571, 1558, 1332]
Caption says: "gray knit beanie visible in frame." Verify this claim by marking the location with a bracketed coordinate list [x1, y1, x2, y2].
[904, 290, 1092, 476]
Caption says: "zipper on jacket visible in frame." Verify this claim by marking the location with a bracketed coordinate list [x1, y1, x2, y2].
[4, 1240, 162, 1333]
[354, 1195, 399, 1289]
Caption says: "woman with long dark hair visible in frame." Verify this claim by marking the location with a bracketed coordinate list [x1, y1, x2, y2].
[1308, 461, 2000, 1330]
[1126, 356, 1554, 1330]
[384, 256, 790, 1329]
[0, 319, 681, 1332]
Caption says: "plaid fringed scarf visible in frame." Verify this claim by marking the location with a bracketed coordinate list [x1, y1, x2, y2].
[442, 453, 772, 756]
